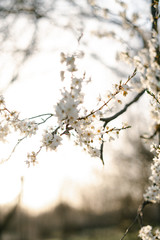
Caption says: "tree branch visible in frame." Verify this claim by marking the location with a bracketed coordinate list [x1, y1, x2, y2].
[120, 201, 151, 240]
[100, 89, 146, 163]
[151, 0, 159, 33]
[79, 69, 137, 121]
[100, 89, 146, 127]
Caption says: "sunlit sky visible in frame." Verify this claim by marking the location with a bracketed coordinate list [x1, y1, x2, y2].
[0, 0, 150, 215]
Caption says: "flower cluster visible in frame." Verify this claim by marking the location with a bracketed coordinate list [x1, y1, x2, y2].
[42, 127, 62, 151]
[14, 119, 38, 137]
[0, 95, 39, 141]
[0, 103, 19, 142]
[57, 53, 102, 157]
[119, 32, 160, 126]
[128, 29, 160, 240]
[60, 52, 77, 72]
[73, 115, 102, 157]
[56, 53, 85, 126]
[0, 123, 10, 142]
[143, 145, 160, 203]
[113, 80, 131, 97]
[139, 225, 160, 240]
[55, 52, 133, 159]
[149, 91, 160, 124]
[0, 51, 134, 166]
[55, 85, 82, 126]
[25, 151, 38, 167]
[119, 31, 160, 93]
[0, 95, 10, 142]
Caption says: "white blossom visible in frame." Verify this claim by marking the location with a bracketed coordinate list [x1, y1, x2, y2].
[25, 151, 38, 167]
[60, 52, 77, 72]
[139, 225, 160, 240]
[42, 128, 62, 151]
[143, 145, 160, 203]
[0, 123, 10, 142]
[14, 119, 38, 137]
[144, 185, 160, 203]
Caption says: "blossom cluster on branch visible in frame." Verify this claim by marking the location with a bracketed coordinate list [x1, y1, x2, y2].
[119, 35, 160, 240]
[94, 0, 160, 238]
[0, 95, 38, 142]
[143, 144, 160, 203]
[0, 1, 160, 238]
[139, 225, 160, 240]
[0, 51, 133, 167]
[119, 31, 160, 124]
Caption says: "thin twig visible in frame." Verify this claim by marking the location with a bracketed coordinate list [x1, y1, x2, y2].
[140, 130, 157, 140]
[100, 126, 131, 165]
[38, 114, 53, 125]
[120, 201, 150, 240]
[105, 126, 131, 134]
[27, 113, 54, 120]
[120, 215, 139, 240]
[22, 113, 53, 125]
[79, 69, 137, 121]
[146, 89, 160, 105]
[0, 136, 27, 163]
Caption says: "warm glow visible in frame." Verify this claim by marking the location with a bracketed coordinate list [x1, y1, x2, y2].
[0, 16, 117, 214]
[0, 0, 142, 216]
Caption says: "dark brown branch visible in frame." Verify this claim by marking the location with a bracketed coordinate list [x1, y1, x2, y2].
[100, 89, 145, 163]
[146, 89, 160, 104]
[140, 130, 157, 140]
[100, 139, 104, 165]
[151, 0, 159, 33]
[120, 214, 138, 240]
[100, 89, 146, 127]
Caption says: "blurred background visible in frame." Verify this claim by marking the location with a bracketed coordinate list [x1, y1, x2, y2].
[0, 0, 160, 239]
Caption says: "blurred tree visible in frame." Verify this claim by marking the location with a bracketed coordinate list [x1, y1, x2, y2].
[0, 0, 150, 90]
